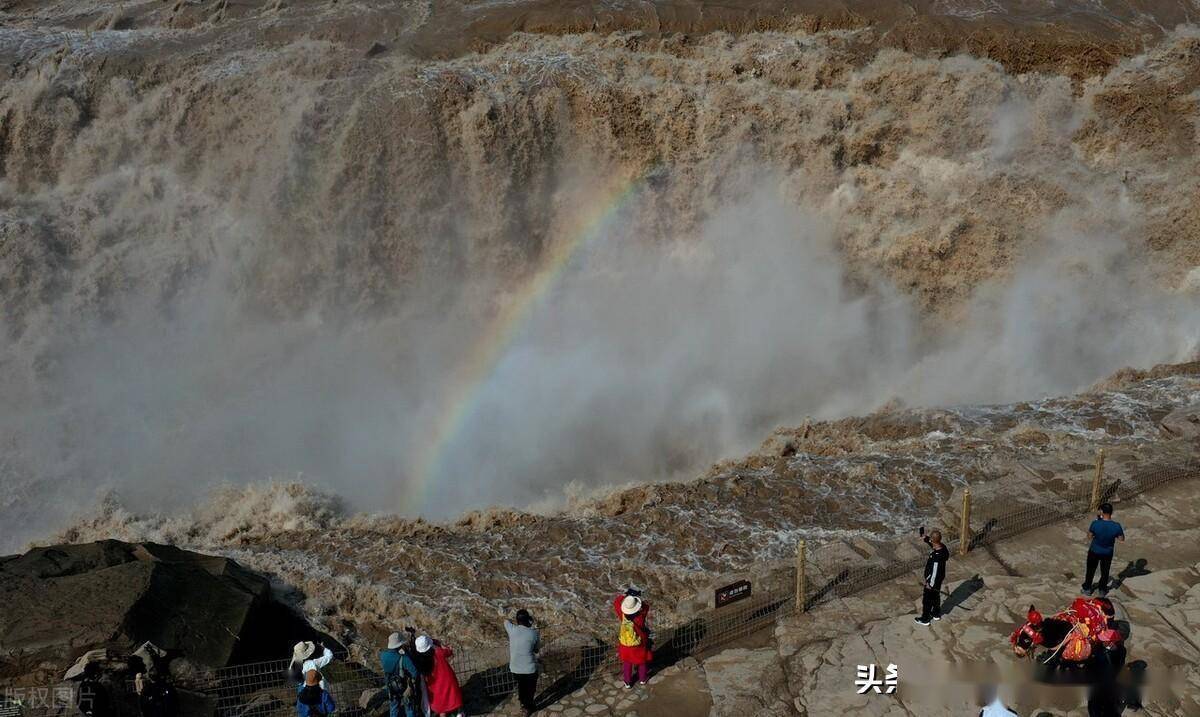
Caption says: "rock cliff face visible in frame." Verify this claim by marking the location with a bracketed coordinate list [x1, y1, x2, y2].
[0, 540, 316, 686]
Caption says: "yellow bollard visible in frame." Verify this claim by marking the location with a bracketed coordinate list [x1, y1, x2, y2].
[959, 489, 972, 557]
[796, 540, 807, 613]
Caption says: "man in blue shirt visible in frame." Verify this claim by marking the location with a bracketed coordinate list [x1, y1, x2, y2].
[1083, 502, 1125, 596]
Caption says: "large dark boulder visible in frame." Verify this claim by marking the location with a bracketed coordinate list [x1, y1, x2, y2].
[0, 540, 316, 684]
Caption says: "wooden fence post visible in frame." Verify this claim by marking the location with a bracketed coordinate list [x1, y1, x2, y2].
[796, 540, 807, 613]
[1091, 449, 1106, 512]
[958, 489, 972, 557]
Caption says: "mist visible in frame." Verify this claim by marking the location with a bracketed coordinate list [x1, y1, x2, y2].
[3, 172, 1199, 554]
[3, 25, 1200, 552]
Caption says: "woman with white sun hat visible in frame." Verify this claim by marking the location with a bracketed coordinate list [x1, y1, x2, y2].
[611, 588, 653, 688]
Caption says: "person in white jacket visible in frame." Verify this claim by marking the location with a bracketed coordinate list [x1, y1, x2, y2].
[291, 642, 334, 690]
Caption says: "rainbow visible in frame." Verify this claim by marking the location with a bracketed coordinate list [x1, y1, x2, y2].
[403, 169, 653, 511]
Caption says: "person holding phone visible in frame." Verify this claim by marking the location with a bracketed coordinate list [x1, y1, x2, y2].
[1083, 503, 1125, 596]
[613, 588, 652, 688]
[914, 527, 948, 626]
[504, 609, 540, 716]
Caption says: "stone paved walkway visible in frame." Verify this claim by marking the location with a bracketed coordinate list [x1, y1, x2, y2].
[489, 656, 714, 717]
[479, 475, 1200, 716]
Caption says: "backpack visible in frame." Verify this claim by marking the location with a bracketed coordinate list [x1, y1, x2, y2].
[618, 617, 642, 648]
[297, 685, 330, 717]
[385, 662, 417, 704]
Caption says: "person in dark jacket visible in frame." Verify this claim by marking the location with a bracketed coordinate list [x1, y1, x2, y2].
[914, 529, 949, 626]
[296, 670, 336, 717]
[76, 663, 112, 717]
[135, 673, 176, 717]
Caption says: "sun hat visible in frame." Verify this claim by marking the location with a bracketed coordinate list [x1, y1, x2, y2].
[415, 635, 433, 653]
[387, 632, 403, 649]
[620, 595, 642, 615]
[292, 641, 316, 662]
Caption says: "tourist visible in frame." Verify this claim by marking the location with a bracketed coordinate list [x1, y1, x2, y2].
[296, 670, 336, 717]
[76, 663, 112, 717]
[1082, 503, 1125, 596]
[290, 641, 334, 689]
[504, 609, 541, 715]
[613, 589, 652, 688]
[412, 636, 438, 714]
[914, 528, 949, 626]
[380, 632, 423, 717]
[134, 672, 176, 717]
[422, 637, 463, 717]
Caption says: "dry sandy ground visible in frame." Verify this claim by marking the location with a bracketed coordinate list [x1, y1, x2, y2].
[506, 474, 1200, 716]
[771, 475, 1200, 716]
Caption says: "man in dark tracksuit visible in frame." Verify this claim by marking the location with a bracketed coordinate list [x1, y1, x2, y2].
[914, 530, 949, 626]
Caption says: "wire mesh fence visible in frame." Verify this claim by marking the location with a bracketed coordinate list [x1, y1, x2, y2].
[8, 455, 1197, 717]
[200, 656, 381, 717]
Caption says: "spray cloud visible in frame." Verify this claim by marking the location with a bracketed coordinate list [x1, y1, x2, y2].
[2, 26, 1200, 550]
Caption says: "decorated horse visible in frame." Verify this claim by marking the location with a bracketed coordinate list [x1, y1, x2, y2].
[1010, 597, 1123, 666]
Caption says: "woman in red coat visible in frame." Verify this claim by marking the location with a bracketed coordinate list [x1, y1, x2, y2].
[416, 636, 464, 716]
[613, 591, 652, 688]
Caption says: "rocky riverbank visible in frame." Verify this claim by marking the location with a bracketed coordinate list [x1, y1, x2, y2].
[0, 541, 322, 687]
[48, 363, 1200, 659]
[5, 365, 1199, 716]
[491, 470, 1200, 716]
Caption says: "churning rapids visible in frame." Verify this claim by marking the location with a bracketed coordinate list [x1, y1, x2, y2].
[2, 0, 1200, 649]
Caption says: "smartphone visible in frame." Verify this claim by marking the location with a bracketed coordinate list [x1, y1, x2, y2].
[919, 526, 925, 536]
